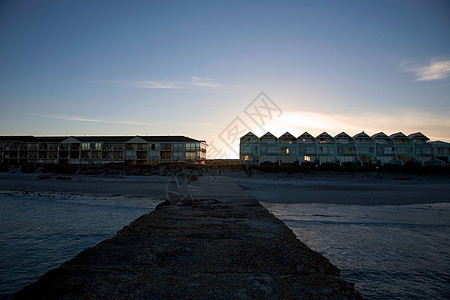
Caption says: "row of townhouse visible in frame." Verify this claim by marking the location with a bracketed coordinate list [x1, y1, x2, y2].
[0, 135, 207, 165]
[240, 131, 450, 166]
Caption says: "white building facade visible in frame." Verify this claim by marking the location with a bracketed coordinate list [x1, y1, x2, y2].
[240, 131, 450, 166]
[0, 135, 207, 165]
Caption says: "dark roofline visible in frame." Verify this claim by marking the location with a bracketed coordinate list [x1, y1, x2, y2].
[0, 135, 203, 143]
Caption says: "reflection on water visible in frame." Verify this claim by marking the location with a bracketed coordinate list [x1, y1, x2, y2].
[262, 202, 450, 299]
[0, 191, 162, 298]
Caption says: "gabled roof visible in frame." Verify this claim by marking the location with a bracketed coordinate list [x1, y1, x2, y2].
[279, 132, 296, 139]
[61, 137, 82, 144]
[240, 132, 258, 139]
[126, 136, 150, 144]
[334, 132, 353, 140]
[298, 132, 315, 139]
[353, 131, 372, 139]
[408, 132, 429, 141]
[389, 132, 408, 139]
[371, 132, 389, 139]
[316, 132, 333, 139]
[260, 132, 277, 139]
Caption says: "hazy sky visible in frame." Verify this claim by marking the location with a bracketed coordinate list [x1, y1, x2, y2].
[1, 0, 449, 158]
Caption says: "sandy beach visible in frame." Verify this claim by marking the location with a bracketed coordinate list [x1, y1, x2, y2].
[1, 169, 448, 206]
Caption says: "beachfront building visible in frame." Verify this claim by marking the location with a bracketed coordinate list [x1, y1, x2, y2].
[259, 132, 279, 164]
[239, 131, 449, 166]
[240, 132, 260, 164]
[390, 132, 415, 165]
[371, 132, 398, 165]
[335, 132, 357, 165]
[297, 132, 317, 164]
[353, 132, 376, 165]
[431, 141, 450, 164]
[408, 132, 434, 166]
[317, 132, 337, 164]
[279, 132, 297, 164]
[0, 135, 207, 165]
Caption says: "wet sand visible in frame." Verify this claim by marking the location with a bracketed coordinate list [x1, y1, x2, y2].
[234, 177, 450, 205]
[0, 171, 449, 206]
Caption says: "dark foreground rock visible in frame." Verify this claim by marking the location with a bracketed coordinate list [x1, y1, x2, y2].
[13, 177, 362, 299]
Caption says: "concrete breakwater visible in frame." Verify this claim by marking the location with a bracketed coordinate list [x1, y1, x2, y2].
[13, 176, 362, 299]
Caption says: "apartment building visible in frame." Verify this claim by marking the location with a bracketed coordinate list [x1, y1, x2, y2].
[0, 135, 206, 165]
[240, 131, 450, 166]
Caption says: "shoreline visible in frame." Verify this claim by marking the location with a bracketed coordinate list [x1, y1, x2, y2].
[1, 171, 448, 206]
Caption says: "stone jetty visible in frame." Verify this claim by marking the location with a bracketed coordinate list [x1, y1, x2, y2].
[13, 176, 362, 299]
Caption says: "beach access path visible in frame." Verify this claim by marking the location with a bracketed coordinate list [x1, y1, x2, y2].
[12, 176, 361, 299]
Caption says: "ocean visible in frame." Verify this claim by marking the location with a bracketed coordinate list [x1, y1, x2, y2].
[0, 191, 161, 298]
[1, 190, 449, 299]
[262, 202, 450, 299]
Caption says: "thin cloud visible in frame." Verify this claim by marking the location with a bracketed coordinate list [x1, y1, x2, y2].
[191, 76, 221, 87]
[94, 80, 180, 89]
[408, 58, 450, 81]
[20, 112, 212, 127]
[96, 77, 222, 89]
[131, 81, 180, 89]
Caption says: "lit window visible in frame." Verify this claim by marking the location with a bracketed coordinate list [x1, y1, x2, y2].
[286, 148, 289, 154]
[244, 155, 249, 161]
[304, 156, 311, 162]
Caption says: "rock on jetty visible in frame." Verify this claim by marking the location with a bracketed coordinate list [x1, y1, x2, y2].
[13, 176, 362, 299]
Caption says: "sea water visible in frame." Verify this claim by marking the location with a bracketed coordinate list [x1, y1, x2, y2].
[0, 191, 162, 298]
[262, 202, 450, 299]
[1, 191, 449, 299]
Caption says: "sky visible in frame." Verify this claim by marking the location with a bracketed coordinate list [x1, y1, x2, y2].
[0, 0, 449, 158]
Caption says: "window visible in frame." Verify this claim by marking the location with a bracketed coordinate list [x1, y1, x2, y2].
[161, 143, 171, 151]
[151, 144, 155, 151]
[244, 155, 249, 161]
[172, 152, 184, 161]
[281, 147, 289, 154]
[82, 143, 90, 150]
[397, 147, 406, 154]
[173, 143, 184, 152]
[304, 156, 311, 162]
[186, 143, 197, 151]
[186, 152, 197, 160]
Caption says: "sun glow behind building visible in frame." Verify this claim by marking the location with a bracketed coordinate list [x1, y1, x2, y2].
[0, 1, 449, 159]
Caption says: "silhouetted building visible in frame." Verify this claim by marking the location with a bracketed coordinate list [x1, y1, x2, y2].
[0, 136, 206, 165]
[240, 131, 450, 166]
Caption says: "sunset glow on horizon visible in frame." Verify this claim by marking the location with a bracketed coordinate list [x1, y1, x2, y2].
[1, 0, 449, 158]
